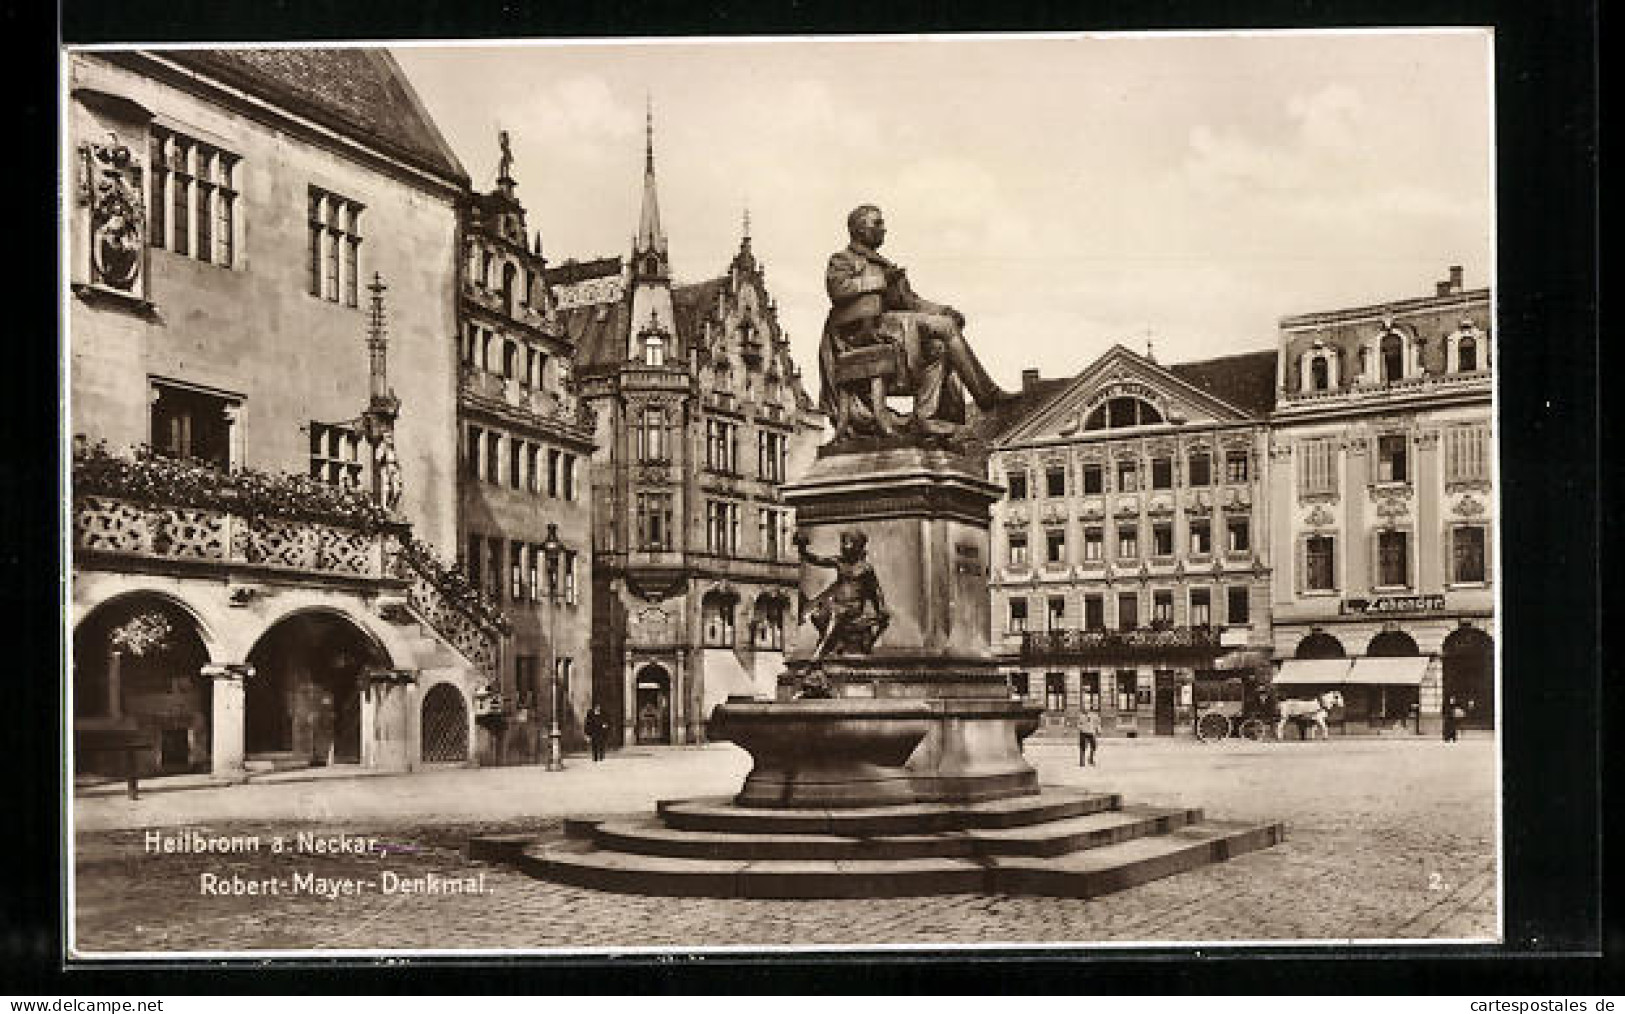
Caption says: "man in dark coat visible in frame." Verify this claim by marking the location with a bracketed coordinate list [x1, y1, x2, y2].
[584, 705, 611, 762]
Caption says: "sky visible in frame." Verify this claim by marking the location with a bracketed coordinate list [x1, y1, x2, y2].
[393, 32, 1493, 388]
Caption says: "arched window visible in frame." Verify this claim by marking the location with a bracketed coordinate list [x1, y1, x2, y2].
[1310, 356, 1329, 390]
[1380, 333, 1405, 383]
[480, 250, 493, 289]
[1083, 397, 1164, 431]
[502, 262, 517, 316]
[1458, 335, 1478, 372]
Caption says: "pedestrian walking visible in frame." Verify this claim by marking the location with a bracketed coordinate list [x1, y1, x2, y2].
[584, 705, 610, 762]
[1078, 708, 1101, 766]
[1442, 696, 1461, 743]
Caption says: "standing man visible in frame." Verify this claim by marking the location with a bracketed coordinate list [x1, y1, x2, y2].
[1079, 708, 1102, 766]
[584, 704, 610, 762]
[1442, 696, 1459, 743]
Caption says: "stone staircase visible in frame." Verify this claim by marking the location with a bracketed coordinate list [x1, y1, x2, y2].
[470, 788, 1284, 898]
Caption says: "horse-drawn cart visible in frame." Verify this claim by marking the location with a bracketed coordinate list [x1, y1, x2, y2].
[1192, 671, 1274, 743]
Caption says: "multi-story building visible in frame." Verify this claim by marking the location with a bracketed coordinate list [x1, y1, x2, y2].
[1266, 267, 1494, 735]
[983, 346, 1278, 736]
[454, 135, 596, 764]
[557, 121, 821, 746]
[68, 48, 502, 778]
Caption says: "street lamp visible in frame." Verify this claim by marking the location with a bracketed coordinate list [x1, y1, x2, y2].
[541, 522, 565, 772]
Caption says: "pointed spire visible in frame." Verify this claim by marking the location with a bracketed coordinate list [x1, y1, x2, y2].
[634, 93, 667, 260]
[742, 205, 751, 242]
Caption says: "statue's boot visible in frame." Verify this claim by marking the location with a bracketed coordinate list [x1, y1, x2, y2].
[944, 334, 1017, 408]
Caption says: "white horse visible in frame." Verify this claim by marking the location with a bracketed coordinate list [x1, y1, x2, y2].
[1275, 689, 1343, 741]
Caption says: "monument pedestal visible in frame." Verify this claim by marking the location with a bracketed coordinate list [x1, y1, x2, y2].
[709, 444, 1042, 809]
[473, 442, 1284, 898]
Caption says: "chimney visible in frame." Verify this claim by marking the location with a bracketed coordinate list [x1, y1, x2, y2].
[1021, 368, 1040, 393]
[1436, 280, 1452, 296]
[1449, 265, 1464, 292]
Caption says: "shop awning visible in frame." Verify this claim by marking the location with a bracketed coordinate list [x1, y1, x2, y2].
[1346, 656, 1431, 685]
[1274, 658, 1352, 685]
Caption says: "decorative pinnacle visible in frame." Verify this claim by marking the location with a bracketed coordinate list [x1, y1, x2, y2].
[645, 94, 654, 172]
[742, 205, 751, 242]
[367, 273, 388, 342]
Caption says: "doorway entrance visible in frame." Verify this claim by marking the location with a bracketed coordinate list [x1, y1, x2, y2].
[634, 664, 672, 745]
[1152, 669, 1176, 736]
[1442, 626, 1495, 730]
[246, 611, 385, 765]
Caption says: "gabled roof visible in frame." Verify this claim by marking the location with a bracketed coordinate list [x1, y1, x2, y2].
[560, 299, 630, 368]
[1167, 350, 1278, 418]
[961, 374, 1077, 461]
[674, 277, 728, 345]
[157, 48, 467, 186]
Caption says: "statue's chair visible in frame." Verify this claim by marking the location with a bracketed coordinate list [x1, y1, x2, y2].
[829, 340, 907, 438]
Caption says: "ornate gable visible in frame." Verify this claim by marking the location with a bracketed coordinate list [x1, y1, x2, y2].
[1003, 345, 1255, 445]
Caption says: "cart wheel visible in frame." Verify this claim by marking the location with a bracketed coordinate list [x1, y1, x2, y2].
[1239, 718, 1269, 741]
[1196, 712, 1231, 743]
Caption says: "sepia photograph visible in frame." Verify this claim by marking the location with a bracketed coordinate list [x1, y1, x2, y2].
[62, 31, 1502, 957]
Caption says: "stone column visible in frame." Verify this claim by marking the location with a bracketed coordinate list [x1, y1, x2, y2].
[207, 668, 247, 782]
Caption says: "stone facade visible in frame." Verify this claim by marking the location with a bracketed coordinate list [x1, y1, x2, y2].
[454, 138, 596, 764]
[67, 49, 491, 779]
[1267, 268, 1495, 735]
[984, 347, 1276, 736]
[560, 125, 821, 746]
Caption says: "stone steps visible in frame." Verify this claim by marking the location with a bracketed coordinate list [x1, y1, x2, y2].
[516, 817, 1282, 899]
[471, 786, 1284, 899]
[656, 788, 1121, 836]
[588, 806, 1201, 862]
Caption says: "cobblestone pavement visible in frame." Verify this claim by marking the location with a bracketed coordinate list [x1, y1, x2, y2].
[71, 737, 1498, 953]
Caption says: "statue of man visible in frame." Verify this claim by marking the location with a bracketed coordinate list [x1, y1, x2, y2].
[819, 204, 1013, 438]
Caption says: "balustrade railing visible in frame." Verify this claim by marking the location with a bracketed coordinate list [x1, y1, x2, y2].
[73, 445, 509, 680]
[1021, 625, 1224, 661]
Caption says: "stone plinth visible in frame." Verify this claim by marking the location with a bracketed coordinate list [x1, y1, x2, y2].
[784, 445, 1000, 661]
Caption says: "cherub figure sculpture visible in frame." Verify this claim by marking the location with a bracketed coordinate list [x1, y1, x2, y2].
[796, 529, 890, 659]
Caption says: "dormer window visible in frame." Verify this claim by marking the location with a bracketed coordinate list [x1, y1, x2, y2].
[644, 333, 666, 367]
[1380, 332, 1405, 383]
[1458, 335, 1478, 372]
[1310, 357, 1330, 390]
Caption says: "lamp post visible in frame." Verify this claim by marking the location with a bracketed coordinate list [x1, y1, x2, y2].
[541, 522, 565, 771]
